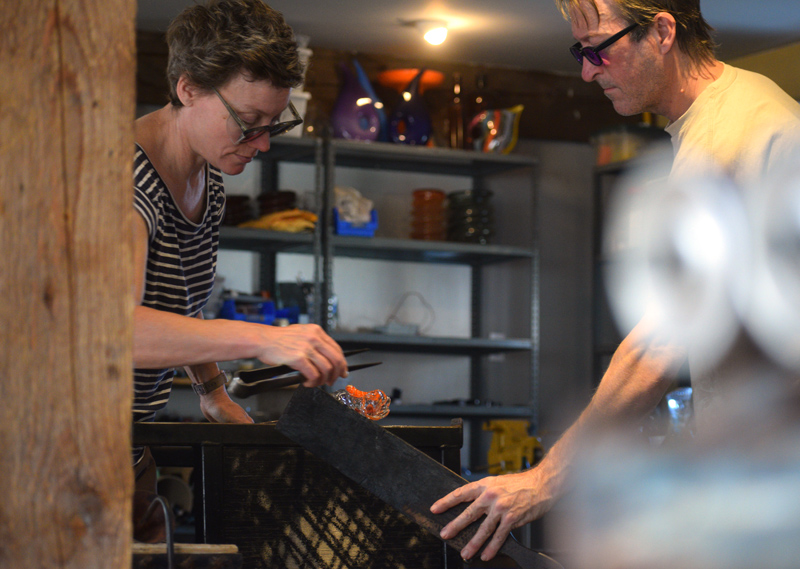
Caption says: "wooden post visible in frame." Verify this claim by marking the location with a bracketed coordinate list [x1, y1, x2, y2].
[0, 0, 135, 567]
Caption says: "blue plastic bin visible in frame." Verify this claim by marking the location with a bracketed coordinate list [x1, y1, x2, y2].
[333, 208, 377, 237]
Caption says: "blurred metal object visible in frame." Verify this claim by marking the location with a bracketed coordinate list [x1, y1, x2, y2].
[738, 160, 800, 372]
[604, 149, 750, 372]
[665, 387, 694, 438]
[557, 379, 800, 569]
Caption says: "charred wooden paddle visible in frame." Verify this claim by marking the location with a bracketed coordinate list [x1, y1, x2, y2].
[276, 386, 563, 569]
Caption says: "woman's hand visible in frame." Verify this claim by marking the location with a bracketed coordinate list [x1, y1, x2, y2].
[199, 386, 254, 424]
[250, 323, 348, 387]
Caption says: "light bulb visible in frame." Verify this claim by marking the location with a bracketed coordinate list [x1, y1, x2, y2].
[407, 19, 449, 45]
[423, 25, 448, 45]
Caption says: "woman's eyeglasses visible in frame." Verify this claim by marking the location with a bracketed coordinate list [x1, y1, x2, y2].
[213, 87, 303, 144]
[569, 23, 639, 66]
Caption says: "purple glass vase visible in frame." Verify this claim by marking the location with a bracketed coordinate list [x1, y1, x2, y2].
[331, 60, 382, 141]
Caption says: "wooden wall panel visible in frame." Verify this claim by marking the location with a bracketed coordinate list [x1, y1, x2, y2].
[135, 31, 638, 143]
[0, 0, 135, 567]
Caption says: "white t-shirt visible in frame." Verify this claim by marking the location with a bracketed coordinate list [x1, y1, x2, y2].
[666, 63, 800, 190]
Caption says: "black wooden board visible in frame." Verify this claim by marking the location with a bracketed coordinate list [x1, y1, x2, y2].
[276, 386, 563, 569]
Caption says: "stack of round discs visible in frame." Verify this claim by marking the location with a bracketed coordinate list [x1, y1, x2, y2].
[258, 190, 297, 216]
[447, 189, 495, 244]
[223, 194, 255, 226]
[410, 189, 446, 240]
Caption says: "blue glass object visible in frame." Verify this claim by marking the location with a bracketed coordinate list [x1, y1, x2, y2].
[389, 68, 432, 145]
[352, 59, 387, 141]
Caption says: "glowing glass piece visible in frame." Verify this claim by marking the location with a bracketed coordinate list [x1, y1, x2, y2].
[332, 385, 391, 420]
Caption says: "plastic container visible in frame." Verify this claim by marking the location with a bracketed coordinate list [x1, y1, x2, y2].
[218, 299, 300, 325]
[218, 298, 276, 325]
[591, 124, 669, 166]
[334, 208, 378, 237]
[410, 189, 446, 240]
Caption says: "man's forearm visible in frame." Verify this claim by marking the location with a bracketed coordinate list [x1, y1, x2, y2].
[537, 315, 688, 503]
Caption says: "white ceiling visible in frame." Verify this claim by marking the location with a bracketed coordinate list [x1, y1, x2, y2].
[137, 0, 800, 75]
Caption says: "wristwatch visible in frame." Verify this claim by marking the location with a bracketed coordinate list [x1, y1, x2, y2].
[191, 370, 229, 396]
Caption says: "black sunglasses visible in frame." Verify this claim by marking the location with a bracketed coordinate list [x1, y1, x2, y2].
[213, 87, 303, 144]
[570, 23, 639, 66]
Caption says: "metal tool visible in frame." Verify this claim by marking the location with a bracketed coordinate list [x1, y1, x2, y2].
[227, 348, 380, 399]
[277, 386, 563, 569]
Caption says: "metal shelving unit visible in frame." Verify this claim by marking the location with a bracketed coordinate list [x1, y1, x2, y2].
[219, 136, 540, 461]
[591, 163, 626, 385]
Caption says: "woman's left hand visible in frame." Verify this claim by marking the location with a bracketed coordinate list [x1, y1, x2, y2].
[199, 386, 254, 423]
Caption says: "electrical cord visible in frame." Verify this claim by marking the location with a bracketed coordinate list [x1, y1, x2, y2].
[140, 495, 175, 569]
[385, 291, 436, 334]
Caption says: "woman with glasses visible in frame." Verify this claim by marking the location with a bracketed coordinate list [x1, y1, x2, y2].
[131, 0, 348, 541]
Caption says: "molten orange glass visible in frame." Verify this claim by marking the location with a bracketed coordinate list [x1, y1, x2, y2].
[332, 385, 391, 420]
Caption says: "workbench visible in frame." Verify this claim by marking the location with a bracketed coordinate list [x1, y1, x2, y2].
[133, 421, 463, 569]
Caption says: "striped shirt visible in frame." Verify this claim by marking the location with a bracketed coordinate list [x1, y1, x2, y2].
[132, 144, 225, 462]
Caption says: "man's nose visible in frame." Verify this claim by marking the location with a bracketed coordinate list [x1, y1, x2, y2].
[582, 58, 601, 82]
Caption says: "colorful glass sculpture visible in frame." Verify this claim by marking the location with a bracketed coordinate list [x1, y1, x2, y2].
[467, 104, 524, 154]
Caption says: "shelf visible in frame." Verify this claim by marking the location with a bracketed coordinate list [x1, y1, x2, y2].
[257, 136, 319, 163]
[330, 139, 537, 176]
[332, 331, 533, 355]
[219, 227, 533, 265]
[332, 235, 533, 264]
[386, 404, 533, 420]
[219, 226, 313, 253]
[260, 137, 537, 177]
[593, 160, 631, 175]
[218, 135, 541, 462]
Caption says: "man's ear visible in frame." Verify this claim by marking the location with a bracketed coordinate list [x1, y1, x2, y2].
[176, 75, 200, 107]
[653, 11, 677, 55]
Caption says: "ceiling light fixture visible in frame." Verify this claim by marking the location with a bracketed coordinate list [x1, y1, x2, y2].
[401, 19, 449, 46]
[420, 20, 448, 45]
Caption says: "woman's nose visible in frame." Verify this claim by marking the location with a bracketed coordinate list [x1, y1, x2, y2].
[248, 132, 271, 153]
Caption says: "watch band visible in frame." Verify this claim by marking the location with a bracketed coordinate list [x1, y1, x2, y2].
[192, 370, 229, 396]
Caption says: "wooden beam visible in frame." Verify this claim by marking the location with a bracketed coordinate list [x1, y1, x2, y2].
[1, 0, 135, 567]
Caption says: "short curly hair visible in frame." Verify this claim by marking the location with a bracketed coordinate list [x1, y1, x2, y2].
[555, 0, 717, 69]
[165, 0, 304, 106]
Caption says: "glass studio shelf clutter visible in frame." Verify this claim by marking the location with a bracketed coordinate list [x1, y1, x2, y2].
[218, 136, 540, 464]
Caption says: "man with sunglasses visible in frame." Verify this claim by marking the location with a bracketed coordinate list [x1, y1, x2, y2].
[431, 0, 800, 562]
[131, 0, 348, 542]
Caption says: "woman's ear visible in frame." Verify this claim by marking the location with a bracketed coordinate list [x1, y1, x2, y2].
[175, 75, 200, 107]
[653, 11, 677, 55]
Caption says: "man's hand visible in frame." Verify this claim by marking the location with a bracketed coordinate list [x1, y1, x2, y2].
[199, 385, 254, 424]
[428, 312, 688, 563]
[430, 468, 553, 562]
